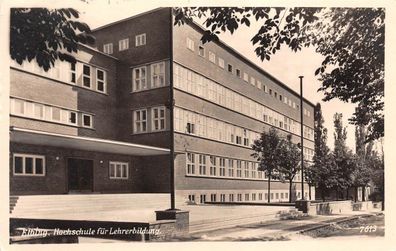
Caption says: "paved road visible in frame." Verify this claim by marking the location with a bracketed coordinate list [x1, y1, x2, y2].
[175, 211, 384, 241]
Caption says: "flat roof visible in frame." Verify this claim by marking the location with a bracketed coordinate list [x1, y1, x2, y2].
[90, 7, 315, 108]
[10, 127, 170, 156]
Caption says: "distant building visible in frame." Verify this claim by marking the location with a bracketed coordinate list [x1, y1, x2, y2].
[9, 8, 315, 204]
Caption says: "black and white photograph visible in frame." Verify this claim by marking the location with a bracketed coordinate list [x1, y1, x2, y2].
[0, 0, 393, 249]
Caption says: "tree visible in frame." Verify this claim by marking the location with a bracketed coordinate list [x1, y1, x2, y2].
[277, 135, 301, 203]
[251, 127, 282, 203]
[333, 113, 354, 199]
[174, 7, 384, 141]
[304, 160, 316, 201]
[10, 8, 95, 71]
[311, 103, 336, 201]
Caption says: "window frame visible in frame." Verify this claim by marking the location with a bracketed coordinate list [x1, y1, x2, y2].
[132, 66, 147, 92]
[82, 113, 93, 128]
[151, 62, 166, 88]
[218, 57, 225, 69]
[13, 153, 45, 176]
[109, 161, 129, 179]
[103, 43, 113, 54]
[186, 37, 195, 51]
[133, 109, 148, 133]
[118, 38, 130, 51]
[135, 33, 146, 47]
[151, 106, 166, 132]
[96, 68, 107, 93]
[198, 45, 205, 57]
[82, 64, 92, 88]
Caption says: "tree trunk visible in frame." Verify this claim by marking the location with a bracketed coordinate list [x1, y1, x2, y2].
[362, 186, 365, 201]
[268, 175, 271, 203]
[346, 188, 349, 200]
[309, 185, 312, 201]
[355, 186, 358, 202]
[289, 180, 292, 203]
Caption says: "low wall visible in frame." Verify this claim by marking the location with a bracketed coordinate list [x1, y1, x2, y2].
[309, 200, 353, 215]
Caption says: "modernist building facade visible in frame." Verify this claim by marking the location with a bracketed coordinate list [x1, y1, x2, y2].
[10, 8, 315, 204]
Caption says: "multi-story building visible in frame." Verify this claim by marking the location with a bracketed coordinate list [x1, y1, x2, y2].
[9, 8, 315, 204]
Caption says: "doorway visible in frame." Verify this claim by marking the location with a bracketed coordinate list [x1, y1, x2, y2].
[67, 158, 93, 193]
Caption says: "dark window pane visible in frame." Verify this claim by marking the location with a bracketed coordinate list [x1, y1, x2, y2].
[25, 157, 33, 174]
[122, 165, 128, 178]
[70, 112, 77, 124]
[35, 158, 43, 174]
[97, 81, 104, 91]
[71, 73, 76, 83]
[14, 157, 23, 174]
[97, 70, 104, 80]
[110, 164, 115, 177]
[83, 65, 90, 75]
[71, 63, 76, 71]
[83, 115, 91, 127]
[83, 77, 91, 87]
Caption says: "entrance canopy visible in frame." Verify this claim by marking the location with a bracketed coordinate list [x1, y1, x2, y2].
[10, 127, 170, 156]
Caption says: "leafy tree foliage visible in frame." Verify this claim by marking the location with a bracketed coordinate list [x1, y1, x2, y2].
[251, 127, 282, 203]
[10, 8, 95, 71]
[174, 7, 384, 141]
[277, 135, 301, 202]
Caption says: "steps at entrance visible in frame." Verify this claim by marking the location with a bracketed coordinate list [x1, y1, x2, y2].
[11, 194, 170, 219]
[10, 196, 19, 214]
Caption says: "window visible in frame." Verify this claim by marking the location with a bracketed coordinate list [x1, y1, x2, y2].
[188, 195, 196, 203]
[211, 194, 217, 202]
[274, 92, 278, 98]
[198, 46, 205, 57]
[250, 76, 255, 86]
[219, 158, 226, 176]
[186, 37, 195, 51]
[70, 63, 76, 84]
[218, 57, 225, 69]
[151, 62, 165, 88]
[133, 109, 147, 133]
[69, 111, 77, 125]
[243, 72, 249, 82]
[210, 156, 217, 176]
[13, 99, 24, 115]
[220, 194, 226, 202]
[279, 94, 283, 101]
[229, 194, 234, 202]
[200, 194, 206, 204]
[109, 161, 129, 179]
[245, 194, 250, 201]
[186, 122, 195, 134]
[135, 33, 146, 47]
[269, 89, 272, 95]
[34, 104, 44, 119]
[13, 154, 45, 176]
[259, 193, 263, 200]
[52, 107, 61, 121]
[236, 160, 242, 177]
[237, 194, 242, 202]
[152, 107, 166, 131]
[96, 69, 106, 93]
[208, 51, 216, 63]
[228, 159, 234, 177]
[82, 114, 93, 128]
[252, 193, 256, 201]
[187, 153, 195, 175]
[227, 64, 233, 73]
[199, 154, 207, 175]
[119, 38, 129, 51]
[236, 69, 241, 78]
[82, 65, 91, 88]
[257, 80, 262, 89]
[243, 161, 249, 178]
[132, 66, 147, 91]
[103, 43, 113, 54]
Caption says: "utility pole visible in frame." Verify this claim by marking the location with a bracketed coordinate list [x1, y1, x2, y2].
[299, 76, 305, 200]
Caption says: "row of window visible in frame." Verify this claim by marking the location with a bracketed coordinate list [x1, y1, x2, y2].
[11, 59, 108, 94]
[174, 63, 314, 140]
[12, 153, 129, 179]
[133, 107, 166, 133]
[186, 37, 311, 116]
[103, 33, 146, 54]
[10, 98, 93, 128]
[185, 152, 304, 181]
[188, 191, 309, 204]
[175, 107, 314, 162]
[132, 62, 166, 92]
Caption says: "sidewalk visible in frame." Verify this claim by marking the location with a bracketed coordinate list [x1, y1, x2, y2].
[182, 211, 383, 241]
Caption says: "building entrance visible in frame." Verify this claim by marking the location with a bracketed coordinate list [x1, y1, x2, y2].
[68, 158, 93, 192]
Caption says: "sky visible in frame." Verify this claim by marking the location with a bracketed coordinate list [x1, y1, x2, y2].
[46, 1, 359, 150]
